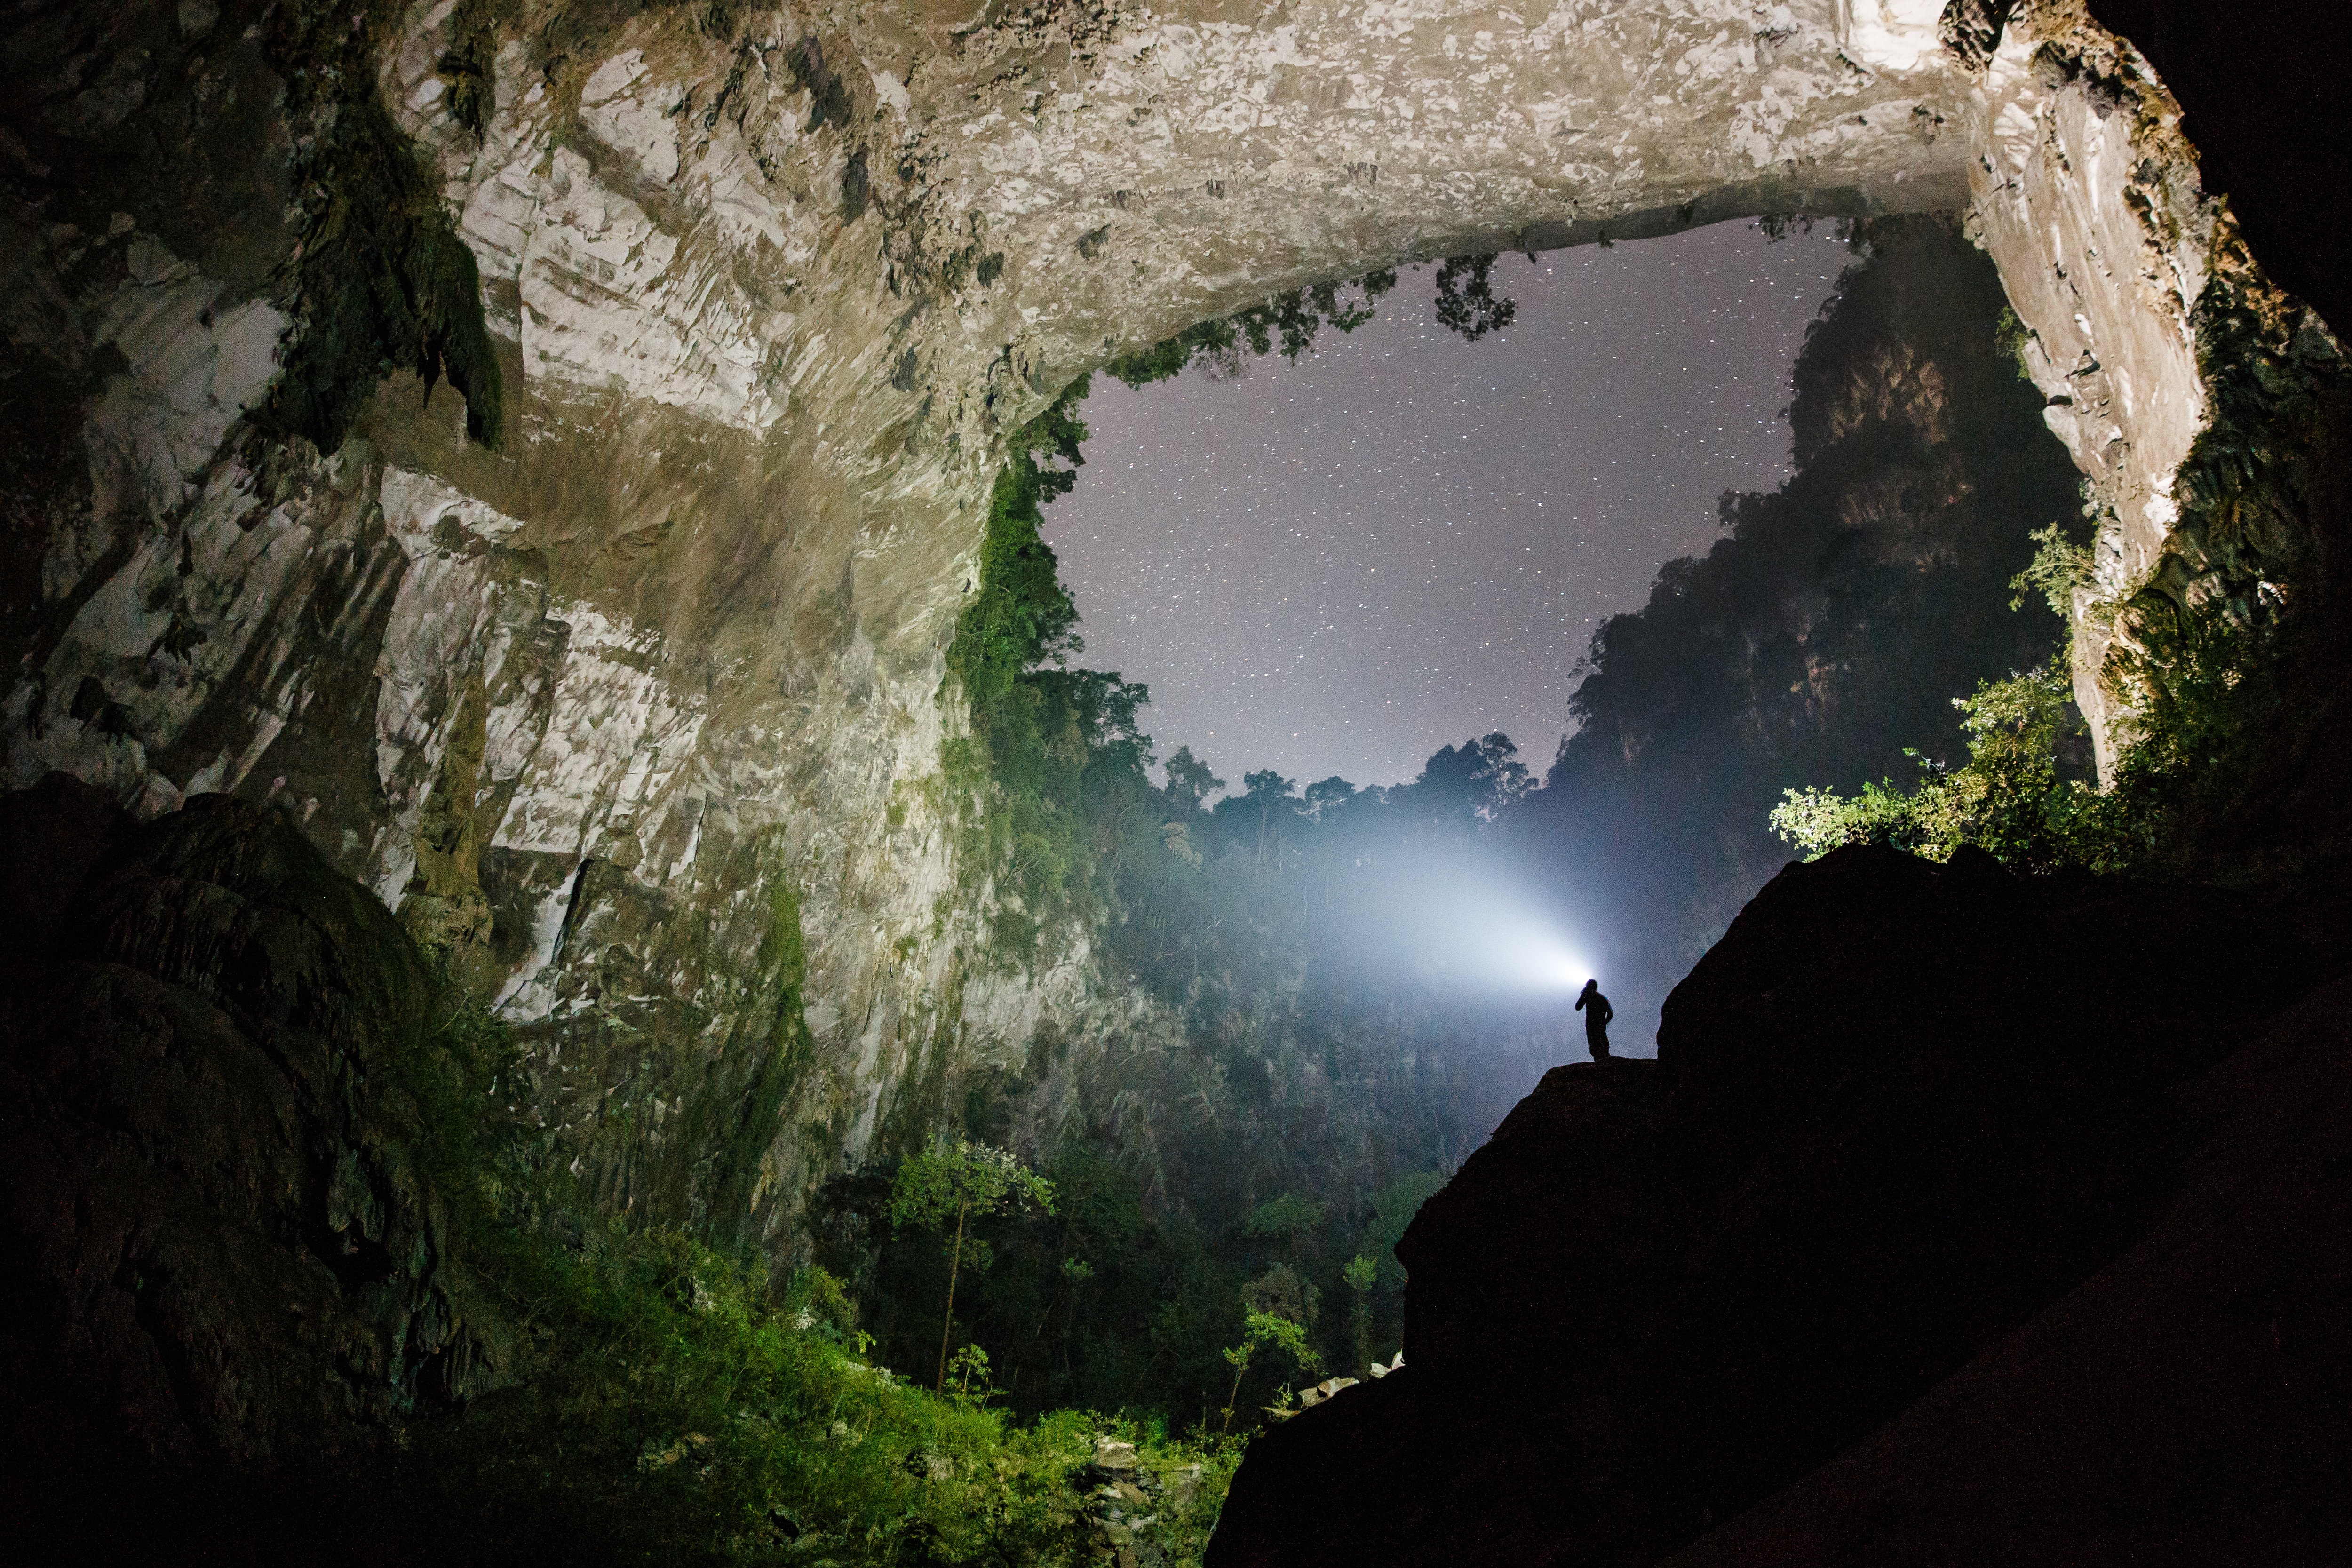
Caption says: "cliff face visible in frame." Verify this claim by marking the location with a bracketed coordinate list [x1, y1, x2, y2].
[1, 0, 2339, 1254]
[1956, 4, 2346, 776]
[1206, 844, 2347, 1566]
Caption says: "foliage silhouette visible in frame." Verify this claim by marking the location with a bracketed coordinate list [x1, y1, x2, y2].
[1107, 271, 1400, 386]
[1433, 255, 1519, 341]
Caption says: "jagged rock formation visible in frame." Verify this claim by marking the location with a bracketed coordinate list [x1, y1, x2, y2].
[1958, 4, 2348, 774]
[0, 775, 502, 1476]
[1206, 843, 2348, 1565]
[2, 0, 2341, 1262]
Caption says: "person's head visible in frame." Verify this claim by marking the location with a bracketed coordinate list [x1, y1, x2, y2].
[1580, 978, 1597, 995]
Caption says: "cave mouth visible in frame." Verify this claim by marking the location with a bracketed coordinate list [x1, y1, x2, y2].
[1042, 219, 1862, 796]
[1010, 211, 2089, 1046]
[9, 3, 2351, 1559]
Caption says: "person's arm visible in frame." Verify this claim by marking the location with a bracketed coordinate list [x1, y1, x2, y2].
[1574, 993, 1586, 1012]
[1602, 1000, 1614, 1025]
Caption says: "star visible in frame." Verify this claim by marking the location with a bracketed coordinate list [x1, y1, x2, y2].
[1041, 222, 1853, 788]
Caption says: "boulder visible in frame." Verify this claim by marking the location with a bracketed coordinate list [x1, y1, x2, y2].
[0, 774, 507, 1549]
[1209, 845, 2340, 1566]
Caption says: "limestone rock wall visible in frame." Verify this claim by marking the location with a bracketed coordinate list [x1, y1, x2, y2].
[1956, 0, 2343, 773]
[1, 0, 2330, 1252]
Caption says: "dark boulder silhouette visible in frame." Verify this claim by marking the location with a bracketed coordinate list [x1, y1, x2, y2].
[1208, 844, 2348, 1567]
[0, 775, 506, 1559]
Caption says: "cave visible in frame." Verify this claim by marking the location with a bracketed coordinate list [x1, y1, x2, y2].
[2, 0, 2346, 1562]
[6, 0, 2298, 1236]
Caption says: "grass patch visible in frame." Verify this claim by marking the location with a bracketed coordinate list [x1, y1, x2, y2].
[404, 1225, 1240, 1564]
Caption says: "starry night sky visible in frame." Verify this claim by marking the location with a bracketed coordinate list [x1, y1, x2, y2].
[1041, 221, 1858, 790]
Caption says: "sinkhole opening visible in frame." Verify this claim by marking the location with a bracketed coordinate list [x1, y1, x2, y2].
[985, 214, 2088, 1051]
[1049, 223, 1855, 792]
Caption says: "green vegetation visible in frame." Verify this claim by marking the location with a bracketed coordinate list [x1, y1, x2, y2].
[859, 678, 1508, 1425]
[1354, 1170, 1451, 1293]
[1097, 259, 1519, 388]
[1534, 215, 2091, 1006]
[376, 740, 1370, 1567]
[2009, 519, 2097, 615]
[301, 831, 1246, 1567]
[2081, 267, 2352, 883]
[1217, 1310, 1319, 1432]
[890, 1141, 1056, 1391]
[359, 228, 2339, 1568]
[1103, 271, 1398, 386]
[1432, 255, 1518, 342]
[1771, 233, 2352, 888]
[938, 264, 1509, 961]
[1342, 1255, 1378, 1375]
[905, 276, 1570, 1433]
[1243, 1194, 1329, 1242]
[1770, 660, 2107, 870]
[365, 200, 2340, 1568]
[409, 1219, 1238, 1565]
[1769, 555, 2342, 884]
[939, 377, 1153, 957]
[377, 982, 1241, 1566]
[295, 196, 2339, 1567]
[1993, 304, 2038, 381]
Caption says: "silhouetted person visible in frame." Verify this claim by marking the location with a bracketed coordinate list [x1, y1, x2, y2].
[1575, 979, 1613, 1061]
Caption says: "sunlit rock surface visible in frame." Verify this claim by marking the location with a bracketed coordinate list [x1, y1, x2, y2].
[1956, 3, 2343, 773]
[1206, 844, 2346, 1566]
[0, 0, 2338, 1250]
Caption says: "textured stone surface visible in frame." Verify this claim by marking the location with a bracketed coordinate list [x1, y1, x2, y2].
[1960, 2, 2275, 769]
[0, 0, 2337, 1250]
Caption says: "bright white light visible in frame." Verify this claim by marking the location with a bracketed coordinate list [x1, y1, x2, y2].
[1419, 891, 1596, 994]
[1519, 938, 1596, 992]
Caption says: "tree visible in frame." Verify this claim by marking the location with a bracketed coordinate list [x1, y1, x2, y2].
[1403, 733, 1532, 829]
[1219, 1307, 1320, 1432]
[1343, 1255, 1378, 1375]
[1302, 776, 1359, 820]
[890, 1139, 1055, 1391]
[1163, 746, 1225, 816]
[1233, 769, 1302, 865]
[1356, 1171, 1449, 1292]
[1106, 270, 1400, 386]
[1433, 255, 1518, 341]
